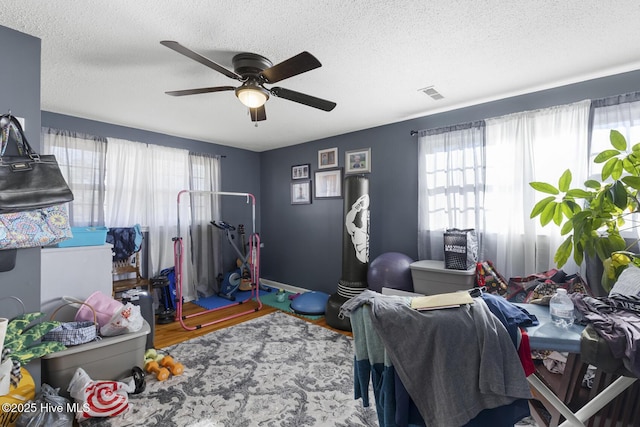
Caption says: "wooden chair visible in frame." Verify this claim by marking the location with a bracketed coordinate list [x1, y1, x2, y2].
[112, 251, 150, 299]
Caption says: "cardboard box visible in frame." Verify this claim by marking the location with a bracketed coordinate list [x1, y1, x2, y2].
[410, 260, 475, 295]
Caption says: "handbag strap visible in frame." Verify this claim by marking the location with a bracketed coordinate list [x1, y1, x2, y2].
[0, 114, 36, 158]
[0, 114, 11, 156]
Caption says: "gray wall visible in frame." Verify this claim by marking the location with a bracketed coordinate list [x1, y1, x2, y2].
[0, 25, 43, 385]
[259, 69, 640, 294]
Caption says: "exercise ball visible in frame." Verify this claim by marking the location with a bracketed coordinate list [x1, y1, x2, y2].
[368, 252, 415, 292]
[291, 291, 330, 315]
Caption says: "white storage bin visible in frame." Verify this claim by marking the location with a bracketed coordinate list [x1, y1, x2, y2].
[410, 260, 475, 295]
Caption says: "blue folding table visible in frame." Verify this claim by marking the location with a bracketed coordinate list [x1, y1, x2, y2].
[517, 303, 637, 427]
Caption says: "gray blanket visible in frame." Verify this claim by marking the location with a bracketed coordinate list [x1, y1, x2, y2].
[342, 291, 531, 427]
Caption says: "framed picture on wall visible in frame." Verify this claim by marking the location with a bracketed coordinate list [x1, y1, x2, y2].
[318, 147, 338, 169]
[291, 163, 310, 180]
[314, 168, 343, 199]
[291, 180, 312, 205]
[345, 148, 371, 174]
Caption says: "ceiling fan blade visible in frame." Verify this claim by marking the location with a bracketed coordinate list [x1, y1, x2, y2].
[270, 87, 336, 112]
[165, 86, 235, 96]
[161, 41, 243, 81]
[261, 52, 321, 84]
[250, 105, 267, 122]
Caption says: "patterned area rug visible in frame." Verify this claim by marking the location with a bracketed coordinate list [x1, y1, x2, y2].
[85, 311, 378, 427]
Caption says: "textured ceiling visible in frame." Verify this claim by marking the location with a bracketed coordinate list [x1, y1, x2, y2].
[2, 1, 640, 152]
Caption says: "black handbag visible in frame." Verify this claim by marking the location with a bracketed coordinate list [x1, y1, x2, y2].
[0, 113, 73, 213]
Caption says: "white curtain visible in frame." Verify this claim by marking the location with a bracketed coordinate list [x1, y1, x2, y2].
[418, 122, 486, 260]
[591, 93, 640, 171]
[187, 153, 222, 298]
[484, 100, 591, 279]
[104, 138, 149, 226]
[591, 93, 640, 239]
[105, 138, 190, 289]
[42, 128, 106, 226]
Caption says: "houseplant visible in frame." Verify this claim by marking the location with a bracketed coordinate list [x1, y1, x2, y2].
[529, 130, 640, 292]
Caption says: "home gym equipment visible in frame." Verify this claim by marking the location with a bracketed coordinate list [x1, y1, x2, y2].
[367, 252, 415, 293]
[145, 360, 169, 382]
[326, 175, 370, 331]
[160, 355, 184, 376]
[151, 276, 175, 325]
[290, 291, 331, 315]
[173, 190, 263, 331]
[211, 220, 247, 301]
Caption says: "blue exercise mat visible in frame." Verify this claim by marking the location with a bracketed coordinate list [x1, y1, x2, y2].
[193, 287, 273, 310]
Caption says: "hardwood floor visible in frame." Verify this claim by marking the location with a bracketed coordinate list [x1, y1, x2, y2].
[153, 300, 352, 349]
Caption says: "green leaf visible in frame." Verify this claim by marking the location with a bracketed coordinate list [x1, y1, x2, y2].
[560, 220, 574, 235]
[622, 157, 636, 175]
[584, 180, 602, 190]
[566, 189, 592, 198]
[595, 149, 621, 164]
[612, 181, 629, 210]
[553, 203, 564, 226]
[530, 196, 556, 218]
[570, 210, 591, 242]
[612, 158, 624, 180]
[597, 187, 612, 206]
[540, 201, 557, 226]
[632, 142, 640, 153]
[558, 169, 572, 192]
[595, 238, 609, 262]
[566, 200, 582, 214]
[610, 130, 627, 151]
[595, 234, 627, 262]
[530, 182, 559, 195]
[554, 236, 573, 267]
[573, 240, 584, 265]
[622, 176, 640, 190]
[560, 200, 576, 218]
[602, 157, 619, 180]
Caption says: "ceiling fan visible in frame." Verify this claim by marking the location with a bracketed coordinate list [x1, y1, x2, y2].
[160, 41, 337, 122]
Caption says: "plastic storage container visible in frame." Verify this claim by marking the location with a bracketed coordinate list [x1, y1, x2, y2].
[549, 288, 574, 328]
[409, 260, 475, 295]
[56, 226, 108, 248]
[41, 320, 150, 398]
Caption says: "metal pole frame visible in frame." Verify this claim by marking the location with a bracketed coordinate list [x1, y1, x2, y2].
[173, 190, 262, 331]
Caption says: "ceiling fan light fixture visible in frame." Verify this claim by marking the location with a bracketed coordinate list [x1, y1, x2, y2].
[236, 86, 269, 108]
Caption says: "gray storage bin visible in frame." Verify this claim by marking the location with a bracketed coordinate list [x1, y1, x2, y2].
[41, 320, 150, 398]
[410, 260, 475, 295]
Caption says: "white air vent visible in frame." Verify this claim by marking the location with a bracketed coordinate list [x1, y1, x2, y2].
[419, 86, 444, 100]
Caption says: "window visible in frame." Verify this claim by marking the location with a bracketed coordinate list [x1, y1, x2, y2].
[42, 128, 106, 227]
